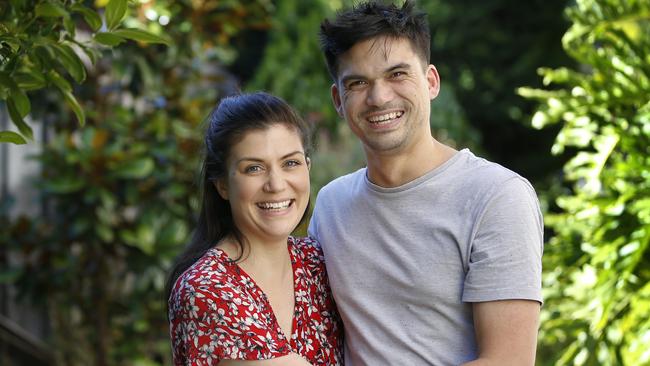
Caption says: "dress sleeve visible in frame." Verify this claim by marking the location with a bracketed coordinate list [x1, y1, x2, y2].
[169, 273, 291, 365]
[462, 177, 544, 304]
[299, 237, 344, 364]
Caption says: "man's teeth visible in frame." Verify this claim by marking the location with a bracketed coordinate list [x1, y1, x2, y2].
[258, 200, 292, 210]
[368, 111, 403, 123]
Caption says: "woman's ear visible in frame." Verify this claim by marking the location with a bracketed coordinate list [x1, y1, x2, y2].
[214, 179, 228, 200]
[306, 157, 311, 170]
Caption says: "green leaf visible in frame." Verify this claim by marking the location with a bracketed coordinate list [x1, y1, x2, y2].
[46, 70, 71, 92]
[61, 90, 85, 126]
[0, 268, 21, 283]
[71, 4, 102, 32]
[50, 43, 86, 83]
[112, 28, 171, 45]
[114, 158, 155, 178]
[105, 0, 128, 31]
[94, 32, 126, 47]
[44, 176, 85, 193]
[13, 70, 47, 90]
[96, 224, 114, 243]
[0, 131, 27, 144]
[10, 91, 30, 118]
[80, 45, 101, 65]
[2, 76, 30, 117]
[35, 2, 69, 18]
[63, 15, 75, 36]
[6, 99, 33, 140]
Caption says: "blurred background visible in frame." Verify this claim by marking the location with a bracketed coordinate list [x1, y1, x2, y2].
[0, 0, 648, 365]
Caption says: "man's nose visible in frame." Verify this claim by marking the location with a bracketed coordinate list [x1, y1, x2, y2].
[366, 80, 394, 106]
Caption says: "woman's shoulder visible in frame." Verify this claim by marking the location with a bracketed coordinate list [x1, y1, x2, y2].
[289, 236, 325, 266]
[169, 249, 238, 305]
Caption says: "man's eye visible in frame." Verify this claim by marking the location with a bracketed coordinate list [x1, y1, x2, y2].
[391, 71, 406, 78]
[346, 80, 367, 90]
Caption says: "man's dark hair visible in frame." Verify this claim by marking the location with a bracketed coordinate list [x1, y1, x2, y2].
[319, 0, 431, 80]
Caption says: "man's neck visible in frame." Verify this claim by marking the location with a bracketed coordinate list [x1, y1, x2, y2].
[365, 137, 456, 188]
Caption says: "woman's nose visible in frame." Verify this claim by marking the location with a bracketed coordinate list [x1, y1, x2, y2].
[263, 169, 287, 192]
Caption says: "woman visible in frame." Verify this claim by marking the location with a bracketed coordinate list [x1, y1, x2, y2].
[166, 92, 343, 365]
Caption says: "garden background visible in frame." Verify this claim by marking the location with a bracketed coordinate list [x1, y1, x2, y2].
[0, 0, 649, 365]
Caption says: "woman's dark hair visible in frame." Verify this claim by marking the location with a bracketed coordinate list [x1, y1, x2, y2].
[165, 92, 312, 303]
[319, 0, 431, 80]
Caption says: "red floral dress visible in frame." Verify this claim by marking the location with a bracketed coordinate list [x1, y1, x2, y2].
[168, 237, 343, 365]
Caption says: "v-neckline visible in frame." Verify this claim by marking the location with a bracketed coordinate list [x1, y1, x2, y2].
[210, 240, 298, 345]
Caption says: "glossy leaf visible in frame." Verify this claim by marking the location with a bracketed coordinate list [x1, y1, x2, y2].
[94, 32, 126, 46]
[0, 131, 27, 144]
[35, 2, 68, 18]
[61, 89, 85, 126]
[49, 43, 86, 83]
[71, 4, 102, 32]
[111, 28, 171, 45]
[43, 176, 85, 193]
[46, 70, 72, 92]
[13, 70, 47, 90]
[105, 0, 127, 31]
[4, 78, 31, 117]
[6, 98, 33, 140]
[113, 158, 155, 179]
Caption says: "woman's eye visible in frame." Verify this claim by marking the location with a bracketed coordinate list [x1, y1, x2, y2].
[284, 159, 302, 168]
[244, 165, 262, 173]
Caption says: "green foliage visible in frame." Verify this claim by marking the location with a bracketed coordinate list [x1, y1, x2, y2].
[247, 0, 339, 131]
[519, 0, 650, 364]
[2, 0, 274, 365]
[422, 0, 572, 179]
[0, 0, 169, 144]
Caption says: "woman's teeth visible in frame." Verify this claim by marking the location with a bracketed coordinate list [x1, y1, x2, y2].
[257, 200, 292, 210]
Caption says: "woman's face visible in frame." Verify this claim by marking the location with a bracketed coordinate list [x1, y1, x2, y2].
[217, 123, 310, 245]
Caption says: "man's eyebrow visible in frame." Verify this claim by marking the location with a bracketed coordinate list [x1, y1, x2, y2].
[340, 63, 412, 84]
[340, 73, 366, 85]
[385, 63, 411, 73]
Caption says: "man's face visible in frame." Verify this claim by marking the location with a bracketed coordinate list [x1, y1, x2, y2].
[331, 36, 440, 156]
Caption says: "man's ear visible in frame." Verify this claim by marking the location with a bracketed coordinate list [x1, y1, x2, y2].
[426, 65, 441, 100]
[214, 179, 228, 200]
[331, 83, 343, 117]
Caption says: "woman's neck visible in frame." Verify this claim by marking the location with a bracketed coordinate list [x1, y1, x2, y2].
[220, 235, 292, 275]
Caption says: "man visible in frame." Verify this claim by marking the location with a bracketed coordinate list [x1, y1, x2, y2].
[308, 1, 543, 365]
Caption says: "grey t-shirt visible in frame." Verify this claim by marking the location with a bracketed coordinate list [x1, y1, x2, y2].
[308, 149, 543, 366]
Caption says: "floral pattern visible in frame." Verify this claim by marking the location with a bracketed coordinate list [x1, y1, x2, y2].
[169, 237, 343, 365]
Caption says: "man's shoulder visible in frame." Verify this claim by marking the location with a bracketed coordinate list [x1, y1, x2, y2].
[318, 167, 366, 196]
[456, 150, 528, 187]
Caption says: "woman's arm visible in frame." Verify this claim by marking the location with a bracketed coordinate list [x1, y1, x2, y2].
[220, 353, 312, 366]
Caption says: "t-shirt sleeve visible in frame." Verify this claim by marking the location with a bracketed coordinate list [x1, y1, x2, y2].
[462, 177, 544, 304]
[169, 277, 291, 365]
[307, 205, 320, 241]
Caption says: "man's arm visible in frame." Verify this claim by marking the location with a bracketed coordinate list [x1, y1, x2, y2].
[461, 299, 540, 366]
